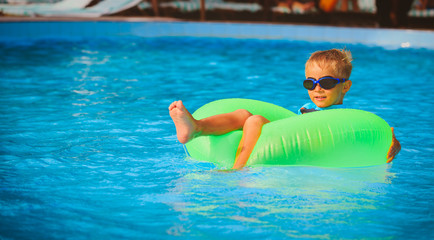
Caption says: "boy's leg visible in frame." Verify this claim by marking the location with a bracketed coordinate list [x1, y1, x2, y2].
[169, 100, 252, 144]
[232, 115, 270, 169]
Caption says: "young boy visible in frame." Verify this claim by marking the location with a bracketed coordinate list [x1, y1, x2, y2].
[169, 49, 400, 169]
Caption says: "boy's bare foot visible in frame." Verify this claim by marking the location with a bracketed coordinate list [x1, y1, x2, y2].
[169, 100, 198, 144]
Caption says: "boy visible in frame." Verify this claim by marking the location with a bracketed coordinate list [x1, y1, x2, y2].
[169, 49, 400, 169]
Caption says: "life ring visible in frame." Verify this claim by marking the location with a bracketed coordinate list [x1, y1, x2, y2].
[185, 99, 392, 168]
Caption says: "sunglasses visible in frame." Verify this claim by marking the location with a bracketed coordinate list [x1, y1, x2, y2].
[303, 76, 347, 90]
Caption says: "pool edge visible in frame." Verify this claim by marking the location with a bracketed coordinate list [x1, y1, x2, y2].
[0, 18, 433, 49]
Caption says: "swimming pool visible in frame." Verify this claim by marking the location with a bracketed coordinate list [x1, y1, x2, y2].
[1, 21, 433, 239]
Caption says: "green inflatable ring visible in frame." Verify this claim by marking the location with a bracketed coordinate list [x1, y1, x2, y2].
[185, 98, 392, 168]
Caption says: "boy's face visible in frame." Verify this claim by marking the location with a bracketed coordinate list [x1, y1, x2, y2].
[305, 63, 351, 108]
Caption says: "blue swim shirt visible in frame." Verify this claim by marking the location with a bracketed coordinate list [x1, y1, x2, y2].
[297, 102, 346, 115]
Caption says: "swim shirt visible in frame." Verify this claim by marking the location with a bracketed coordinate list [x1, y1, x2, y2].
[297, 102, 346, 115]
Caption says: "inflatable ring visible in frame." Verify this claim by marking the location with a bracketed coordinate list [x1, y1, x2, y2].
[185, 99, 392, 168]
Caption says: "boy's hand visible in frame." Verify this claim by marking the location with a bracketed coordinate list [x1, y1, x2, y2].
[387, 127, 401, 163]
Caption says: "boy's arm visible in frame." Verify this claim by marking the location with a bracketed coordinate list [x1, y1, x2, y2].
[387, 127, 401, 163]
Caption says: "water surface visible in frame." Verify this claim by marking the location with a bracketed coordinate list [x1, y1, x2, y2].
[0, 36, 433, 239]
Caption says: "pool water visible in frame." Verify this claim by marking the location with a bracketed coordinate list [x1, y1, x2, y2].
[1, 36, 433, 239]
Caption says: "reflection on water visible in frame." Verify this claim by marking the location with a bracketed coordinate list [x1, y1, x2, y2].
[166, 165, 396, 238]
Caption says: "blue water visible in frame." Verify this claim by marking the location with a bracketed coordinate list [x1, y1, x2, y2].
[1, 36, 433, 239]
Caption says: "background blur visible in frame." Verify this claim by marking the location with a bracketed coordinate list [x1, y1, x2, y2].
[0, 0, 433, 29]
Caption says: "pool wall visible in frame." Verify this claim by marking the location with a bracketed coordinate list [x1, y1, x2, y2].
[1, 20, 434, 49]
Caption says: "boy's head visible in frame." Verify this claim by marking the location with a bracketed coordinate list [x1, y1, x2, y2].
[304, 49, 353, 108]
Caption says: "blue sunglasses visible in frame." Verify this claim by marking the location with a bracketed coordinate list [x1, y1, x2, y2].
[303, 76, 347, 90]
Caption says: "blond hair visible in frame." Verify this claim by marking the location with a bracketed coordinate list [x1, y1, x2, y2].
[305, 49, 353, 79]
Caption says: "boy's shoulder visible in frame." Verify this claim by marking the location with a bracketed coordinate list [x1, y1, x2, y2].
[298, 102, 346, 115]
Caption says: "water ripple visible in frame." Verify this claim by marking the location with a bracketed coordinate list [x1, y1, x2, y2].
[0, 36, 433, 240]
